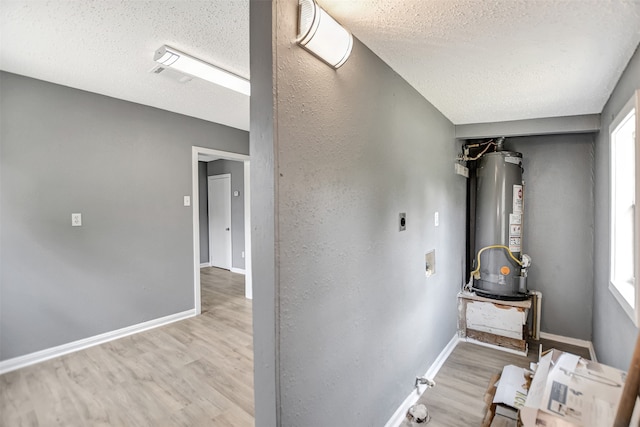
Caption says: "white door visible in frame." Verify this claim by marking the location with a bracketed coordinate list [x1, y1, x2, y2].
[208, 175, 232, 270]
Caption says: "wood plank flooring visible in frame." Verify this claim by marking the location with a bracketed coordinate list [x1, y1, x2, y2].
[3, 269, 598, 427]
[402, 339, 591, 427]
[1, 267, 254, 427]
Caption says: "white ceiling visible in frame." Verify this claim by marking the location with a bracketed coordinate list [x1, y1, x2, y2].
[2, 1, 640, 130]
[326, 0, 640, 124]
[0, 1, 250, 130]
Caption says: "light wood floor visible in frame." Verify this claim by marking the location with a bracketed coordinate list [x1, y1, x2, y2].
[1, 267, 254, 427]
[404, 339, 591, 427]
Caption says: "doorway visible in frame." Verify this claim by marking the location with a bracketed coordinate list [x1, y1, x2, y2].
[208, 174, 232, 270]
[191, 147, 251, 315]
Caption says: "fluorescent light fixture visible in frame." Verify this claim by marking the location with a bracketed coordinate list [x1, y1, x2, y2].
[297, 0, 353, 69]
[154, 45, 250, 96]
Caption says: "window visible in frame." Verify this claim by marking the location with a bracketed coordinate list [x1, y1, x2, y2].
[610, 90, 639, 325]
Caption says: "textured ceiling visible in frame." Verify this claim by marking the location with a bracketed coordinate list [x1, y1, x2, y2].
[323, 0, 640, 124]
[0, 1, 250, 130]
[1, 1, 640, 129]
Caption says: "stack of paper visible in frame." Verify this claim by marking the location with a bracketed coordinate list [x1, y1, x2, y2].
[521, 350, 626, 427]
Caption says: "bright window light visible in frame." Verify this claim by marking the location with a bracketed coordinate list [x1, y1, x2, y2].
[610, 90, 639, 325]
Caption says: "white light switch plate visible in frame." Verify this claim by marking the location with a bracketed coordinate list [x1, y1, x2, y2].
[72, 213, 82, 227]
[434, 212, 439, 227]
[184, 196, 191, 207]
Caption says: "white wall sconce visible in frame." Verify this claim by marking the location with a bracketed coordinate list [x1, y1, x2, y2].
[154, 45, 250, 96]
[296, 0, 353, 69]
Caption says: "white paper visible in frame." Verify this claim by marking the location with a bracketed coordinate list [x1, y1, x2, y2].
[494, 365, 529, 409]
[522, 350, 626, 427]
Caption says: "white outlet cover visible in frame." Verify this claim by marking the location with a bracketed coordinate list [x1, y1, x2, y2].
[455, 163, 469, 178]
[72, 213, 82, 226]
[184, 196, 191, 207]
[434, 212, 439, 227]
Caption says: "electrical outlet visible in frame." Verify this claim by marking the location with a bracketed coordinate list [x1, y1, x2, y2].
[399, 213, 406, 231]
[184, 196, 191, 206]
[72, 213, 82, 227]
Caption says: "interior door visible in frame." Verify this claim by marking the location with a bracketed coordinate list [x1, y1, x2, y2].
[208, 174, 232, 270]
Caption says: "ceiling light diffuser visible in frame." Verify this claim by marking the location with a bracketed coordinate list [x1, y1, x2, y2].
[154, 45, 250, 96]
[297, 0, 353, 69]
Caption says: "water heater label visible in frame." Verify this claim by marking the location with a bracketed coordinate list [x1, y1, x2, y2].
[513, 184, 523, 214]
[510, 224, 522, 237]
[505, 156, 522, 165]
[509, 237, 521, 252]
[509, 213, 522, 225]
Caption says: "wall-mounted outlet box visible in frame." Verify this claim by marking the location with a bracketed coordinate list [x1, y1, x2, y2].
[425, 250, 436, 277]
[455, 163, 469, 178]
[399, 213, 406, 231]
[72, 213, 82, 227]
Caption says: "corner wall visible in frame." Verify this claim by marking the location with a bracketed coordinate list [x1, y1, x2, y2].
[250, 1, 466, 424]
[593, 44, 640, 369]
[508, 134, 595, 340]
[0, 72, 249, 360]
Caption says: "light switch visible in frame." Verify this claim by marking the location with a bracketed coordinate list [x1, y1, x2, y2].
[434, 212, 439, 227]
[184, 196, 191, 207]
[72, 213, 82, 227]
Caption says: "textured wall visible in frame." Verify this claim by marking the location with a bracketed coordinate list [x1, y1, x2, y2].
[269, 1, 465, 425]
[593, 44, 640, 370]
[0, 72, 249, 360]
[249, 1, 278, 425]
[198, 161, 209, 263]
[207, 159, 245, 270]
[508, 134, 595, 340]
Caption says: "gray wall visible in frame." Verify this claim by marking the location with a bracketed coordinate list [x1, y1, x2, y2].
[250, 1, 466, 424]
[0, 71, 249, 361]
[207, 159, 245, 270]
[198, 161, 209, 263]
[249, 0, 278, 425]
[508, 134, 595, 340]
[593, 44, 640, 370]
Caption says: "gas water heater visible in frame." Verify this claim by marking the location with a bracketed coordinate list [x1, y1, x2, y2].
[467, 140, 531, 300]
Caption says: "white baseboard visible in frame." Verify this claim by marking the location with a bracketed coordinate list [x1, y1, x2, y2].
[384, 335, 459, 427]
[539, 332, 597, 362]
[200, 262, 211, 268]
[230, 267, 246, 275]
[0, 309, 196, 375]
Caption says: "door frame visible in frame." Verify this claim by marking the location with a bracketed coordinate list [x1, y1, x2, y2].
[192, 147, 251, 316]
[207, 173, 232, 270]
